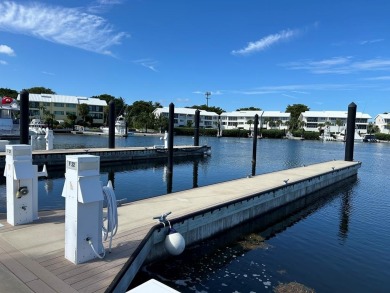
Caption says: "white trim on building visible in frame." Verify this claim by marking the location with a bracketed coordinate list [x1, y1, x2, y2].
[374, 113, 390, 134]
[299, 111, 372, 134]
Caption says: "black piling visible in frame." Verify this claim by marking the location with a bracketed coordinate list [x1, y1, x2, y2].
[194, 109, 200, 146]
[193, 160, 199, 188]
[108, 100, 115, 149]
[252, 114, 259, 176]
[345, 102, 357, 161]
[167, 103, 174, 173]
[167, 103, 175, 193]
[19, 90, 29, 144]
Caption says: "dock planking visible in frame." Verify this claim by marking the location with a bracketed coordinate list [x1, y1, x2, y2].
[0, 160, 360, 292]
[0, 145, 211, 169]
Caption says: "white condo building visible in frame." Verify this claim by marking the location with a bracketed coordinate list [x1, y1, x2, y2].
[299, 111, 372, 134]
[18, 93, 107, 125]
[153, 107, 219, 128]
[374, 113, 390, 134]
[153, 108, 290, 130]
[220, 111, 290, 130]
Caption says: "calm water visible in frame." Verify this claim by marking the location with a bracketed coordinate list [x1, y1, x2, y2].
[1, 134, 389, 292]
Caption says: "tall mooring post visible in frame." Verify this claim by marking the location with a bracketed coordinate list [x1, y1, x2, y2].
[108, 100, 115, 149]
[252, 114, 259, 176]
[194, 109, 200, 146]
[167, 103, 174, 193]
[19, 90, 29, 144]
[345, 102, 357, 161]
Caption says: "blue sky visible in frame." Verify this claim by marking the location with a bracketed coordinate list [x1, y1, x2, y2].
[1, 0, 389, 119]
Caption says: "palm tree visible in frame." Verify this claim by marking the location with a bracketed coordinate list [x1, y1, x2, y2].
[247, 119, 253, 135]
[263, 117, 271, 130]
[335, 118, 343, 132]
[276, 119, 283, 130]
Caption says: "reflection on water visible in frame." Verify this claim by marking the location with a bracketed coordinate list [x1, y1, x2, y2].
[1, 135, 390, 292]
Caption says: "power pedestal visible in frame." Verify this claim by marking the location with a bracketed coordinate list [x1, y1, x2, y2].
[62, 155, 104, 264]
[5, 145, 38, 226]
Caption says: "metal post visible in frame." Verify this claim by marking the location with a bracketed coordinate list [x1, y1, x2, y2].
[345, 102, 357, 161]
[194, 109, 200, 146]
[252, 114, 259, 176]
[108, 101, 115, 149]
[19, 90, 29, 144]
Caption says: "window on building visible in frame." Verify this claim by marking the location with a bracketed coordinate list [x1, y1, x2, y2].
[54, 103, 64, 107]
[29, 102, 40, 108]
[67, 104, 77, 108]
[54, 111, 65, 115]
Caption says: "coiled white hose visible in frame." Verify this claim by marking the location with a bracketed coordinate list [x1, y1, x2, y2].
[102, 180, 118, 253]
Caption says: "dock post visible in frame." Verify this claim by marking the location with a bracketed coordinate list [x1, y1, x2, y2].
[167, 103, 174, 193]
[345, 102, 357, 161]
[19, 89, 29, 144]
[252, 114, 259, 176]
[193, 160, 199, 188]
[194, 109, 200, 146]
[109, 101, 115, 149]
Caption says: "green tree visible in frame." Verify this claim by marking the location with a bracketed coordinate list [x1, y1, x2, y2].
[66, 112, 77, 129]
[78, 103, 90, 125]
[155, 115, 169, 132]
[0, 88, 18, 99]
[186, 104, 225, 115]
[285, 104, 310, 130]
[367, 122, 380, 134]
[335, 118, 343, 132]
[247, 119, 253, 133]
[27, 87, 56, 94]
[127, 101, 160, 129]
[276, 119, 283, 130]
[236, 107, 261, 111]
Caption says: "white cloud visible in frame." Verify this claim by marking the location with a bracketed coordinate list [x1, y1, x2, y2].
[0, 60, 7, 65]
[360, 39, 384, 45]
[0, 1, 128, 55]
[231, 28, 300, 55]
[282, 57, 390, 74]
[0, 44, 15, 56]
[176, 98, 190, 103]
[364, 76, 390, 81]
[133, 58, 158, 72]
[88, 0, 123, 13]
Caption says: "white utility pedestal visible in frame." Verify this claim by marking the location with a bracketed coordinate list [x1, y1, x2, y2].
[62, 155, 104, 264]
[45, 127, 54, 150]
[5, 145, 38, 226]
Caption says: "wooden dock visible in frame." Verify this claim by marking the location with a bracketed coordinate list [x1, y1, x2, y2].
[0, 145, 211, 169]
[0, 160, 361, 292]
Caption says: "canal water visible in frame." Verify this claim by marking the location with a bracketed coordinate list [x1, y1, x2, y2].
[1, 134, 389, 292]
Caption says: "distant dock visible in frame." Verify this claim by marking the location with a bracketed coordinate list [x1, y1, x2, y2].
[0, 145, 211, 169]
[0, 160, 360, 292]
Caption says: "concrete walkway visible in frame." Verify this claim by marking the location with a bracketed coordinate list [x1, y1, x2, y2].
[0, 160, 360, 292]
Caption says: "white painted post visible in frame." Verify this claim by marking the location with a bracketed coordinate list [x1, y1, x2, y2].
[45, 127, 54, 150]
[62, 155, 104, 264]
[164, 131, 168, 149]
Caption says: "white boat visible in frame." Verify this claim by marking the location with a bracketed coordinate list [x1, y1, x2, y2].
[285, 131, 304, 140]
[29, 118, 47, 136]
[320, 126, 336, 141]
[334, 128, 363, 142]
[100, 115, 128, 137]
[0, 96, 20, 139]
